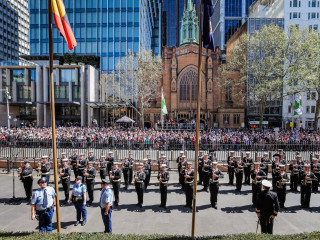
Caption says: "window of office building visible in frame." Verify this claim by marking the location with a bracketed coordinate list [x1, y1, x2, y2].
[30, 69, 36, 82]
[290, 12, 301, 19]
[60, 69, 76, 83]
[309, 0, 318, 7]
[306, 121, 314, 129]
[12, 69, 24, 83]
[19, 106, 36, 116]
[290, 0, 301, 7]
[225, 0, 242, 17]
[311, 106, 316, 113]
[308, 12, 319, 19]
[225, 20, 242, 44]
[18, 86, 31, 99]
[55, 85, 69, 99]
[72, 86, 81, 99]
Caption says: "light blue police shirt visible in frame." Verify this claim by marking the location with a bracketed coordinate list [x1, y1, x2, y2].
[72, 183, 87, 197]
[31, 186, 55, 211]
[100, 187, 113, 208]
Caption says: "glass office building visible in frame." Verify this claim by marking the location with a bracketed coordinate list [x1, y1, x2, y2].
[29, 0, 161, 72]
[212, 0, 255, 50]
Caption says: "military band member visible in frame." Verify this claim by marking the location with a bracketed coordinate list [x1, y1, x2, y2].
[209, 152, 217, 162]
[184, 162, 194, 209]
[146, 154, 152, 183]
[227, 151, 235, 185]
[289, 159, 300, 191]
[262, 152, 271, 164]
[243, 152, 253, 184]
[77, 154, 87, 180]
[251, 163, 267, 207]
[59, 158, 71, 204]
[122, 157, 130, 189]
[31, 177, 56, 233]
[300, 164, 318, 209]
[280, 154, 286, 165]
[235, 156, 244, 191]
[209, 162, 224, 209]
[179, 156, 188, 190]
[59, 152, 67, 167]
[159, 156, 168, 170]
[37, 156, 51, 184]
[202, 154, 211, 192]
[70, 150, 79, 179]
[158, 164, 170, 209]
[311, 158, 320, 192]
[84, 161, 96, 206]
[135, 166, 146, 208]
[110, 162, 121, 206]
[88, 150, 96, 162]
[143, 159, 151, 190]
[256, 180, 279, 234]
[128, 153, 134, 184]
[18, 160, 33, 201]
[271, 156, 280, 191]
[260, 154, 269, 177]
[107, 152, 114, 176]
[98, 156, 108, 181]
[197, 151, 204, 185]
[177, 151, 184, 176]
[296, 155, 304, 166]
[275, 165, 289, 208]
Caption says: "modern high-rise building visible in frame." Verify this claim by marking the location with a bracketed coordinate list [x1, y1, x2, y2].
[212, 0, 256, 50]
[0, 0, 29, 61]
[29, 0, 162, 72]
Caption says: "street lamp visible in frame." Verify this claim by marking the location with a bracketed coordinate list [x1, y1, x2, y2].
[0, 87, 11, 129]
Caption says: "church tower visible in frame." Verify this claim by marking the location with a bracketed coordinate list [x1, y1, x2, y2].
[180, 0, 199, 46]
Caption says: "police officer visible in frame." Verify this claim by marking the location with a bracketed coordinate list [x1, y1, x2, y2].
[209, 162, 224, 209]
[275, 165, 288, 208]
[227, 151, 235, 185]
[110, 162, 121, 206]
[251, 163, 267, 207]
[98, 156, 107, 181]
[88, 150, 96, 162]
[300, 164, 318, 209]
[128, 153, 134, 184]
[235, 156, 244, 191]
[77, 154, 87, 180]
[18, 160, 33, 201]
[289, 159, 300, 191]
[158, 164, 169, 209]
[311, 158, 320, 191]
[68, 176, 87, 226]
[184, 162, 194, 209]
[84, 161, 96, 206]
[122, 157, 130, 189]
[256, 180, 280, 234]
[70, 150, 79, 179]
[143, 159, 151, 190]
[243, 152, 253, 184]
[100, 179, 113, 233]
[107, 152, 114, 175]
[198, 151, 204, 185]
[271, 156, 280, 191]
[37, 156, 51, 184]
[202, 154, 211, 192]
[31, 177, 56, 232]
[135, 166, 146, 208]
[59, 158, 71, 204]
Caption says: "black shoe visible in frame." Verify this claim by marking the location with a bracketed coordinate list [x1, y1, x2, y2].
[74, 221, 79, 226]
[184, 205, 188, 207]
[252, 204, 256, 208]
[114, 202, 119, 207]
[139, 204, 143, 208]
[214, 205, 217, 209]
[163, 206, 167, 209]
[81, 220, 86, 226]
[136, 203, 140, 206]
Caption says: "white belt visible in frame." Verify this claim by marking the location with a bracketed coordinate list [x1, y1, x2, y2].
[42, 172, 50, 175]
[86, 178, 94, 180]
[22, 174, 32, 178]
[112, 179, 121, 182]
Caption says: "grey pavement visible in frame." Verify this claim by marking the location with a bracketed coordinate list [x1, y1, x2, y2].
[0, 170, 320, 236]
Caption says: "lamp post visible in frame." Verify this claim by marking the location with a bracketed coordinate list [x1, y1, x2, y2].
[0, 87, 11, 129]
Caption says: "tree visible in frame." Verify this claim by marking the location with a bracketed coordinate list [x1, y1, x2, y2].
[102, 48, 162, 128]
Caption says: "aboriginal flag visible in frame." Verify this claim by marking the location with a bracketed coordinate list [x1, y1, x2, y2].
[51, 0, 77, 50]
[203, 0, 214, 51]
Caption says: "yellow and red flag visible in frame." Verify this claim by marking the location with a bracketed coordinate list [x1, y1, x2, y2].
[51, 0, 77, 50]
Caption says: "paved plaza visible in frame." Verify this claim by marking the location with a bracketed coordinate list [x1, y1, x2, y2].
[0, 170, 320, 236]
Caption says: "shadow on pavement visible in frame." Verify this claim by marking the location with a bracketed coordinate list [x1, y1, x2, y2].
[0, 197, 25, 205]
[220, 204, 255, 213]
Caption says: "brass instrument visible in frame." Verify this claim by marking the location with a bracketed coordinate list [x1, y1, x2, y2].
[276, 172, 287, 189]
[235, 162, 243, 174]
[36, 162, 41, 176]
[302, 172, 312, 185]
[253, 170, 261, 185]
[109, 169, 113, 181]
[134, 171, 138, 184]
[59, 167, 63, 179]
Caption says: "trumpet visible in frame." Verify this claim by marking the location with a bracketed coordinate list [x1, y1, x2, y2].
[109, 170, 113, 181]
[36, 162, 41, 176]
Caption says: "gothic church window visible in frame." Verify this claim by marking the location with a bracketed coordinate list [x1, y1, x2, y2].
[179, 70, 197, 101]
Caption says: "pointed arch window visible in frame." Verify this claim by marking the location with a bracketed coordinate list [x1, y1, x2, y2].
[189, 26, 193, 39]
[183, 28, 187, 39]
[180, 70, 197, 101]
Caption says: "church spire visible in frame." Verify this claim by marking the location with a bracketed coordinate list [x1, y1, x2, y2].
[180, 0, 199, 46]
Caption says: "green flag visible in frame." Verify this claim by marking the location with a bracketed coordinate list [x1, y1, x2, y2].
[294, 93, 303, 116]
[161, 88, 168, 116]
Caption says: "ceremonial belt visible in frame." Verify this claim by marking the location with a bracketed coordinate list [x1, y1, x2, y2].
[293, 172, 299, 175]
[112, 179, 121, 182]
[42, 172, 50, 175]
[185, 180, 194, 184]
[22, 174, 32, 178]
[78, 167, 85, 170]
[210, 179, 219, 183]
[203, 170, 209, 173]
[86, 177, 94, 180]
[61, 176, 69, 179]
[313, 171, 319, 174]
[136, 180, 143, 183]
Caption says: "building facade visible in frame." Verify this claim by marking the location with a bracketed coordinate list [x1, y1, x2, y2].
[29, 0, 161, 72]
[212, 0, 256, 50]
[0, 62, 99, 127]
[146, 0, 245, 129]
[0, 0, 29, 61]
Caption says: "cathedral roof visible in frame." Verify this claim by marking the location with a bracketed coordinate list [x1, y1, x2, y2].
[180, 0, 199, 46]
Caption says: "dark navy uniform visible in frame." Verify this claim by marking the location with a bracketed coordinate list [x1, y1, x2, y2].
[110, 166, 121, 206]
[59, 163, 71, 203]
[84, 165, 96, 204]
[256, 188, 279, 234]
[179, 160, 188, 190]
[77, 157, 87, 180]
[271, 160, 280, 190]
[198, 154, 204, 185]
[135, 170, 146, 207]
[122, 160, 130, 189]
[128, 157, 134, 184]
[235, 159, 244, 191]
[19, 163, 33, 200]
[202, 158, 211, 191]
[176, 154, 183, 180]
[40, 162, 51, 183]
[99, 159, 108, 181]
[143, 162, 151, 190]
[300, 169, 318, 208]
[184, 167, 194, 208]
[158, 167, 170, 208]
[227, 154, 235, 185]
[274, 169, 288, 208]
[107, 155, 114, 175]
[209, 165, 223, 208]
[289, 162, 300, 191]
[243, 155, 253, 184]
[311, 160, 320, 191]
[251, 167, 267, 207]
[88, 153, 96, 163]
[70, 153, 79, 179]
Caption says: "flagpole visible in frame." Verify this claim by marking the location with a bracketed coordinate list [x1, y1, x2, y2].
[161, 86, 164, 130]
[48, 0, 61, 233]
[192, 0, 203, 238]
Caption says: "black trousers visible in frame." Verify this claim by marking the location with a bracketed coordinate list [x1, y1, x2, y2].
[202, 171, 209, 190]
[244, 168, 250, 184]
[290, 174, 299, 190]
[160, 183, 168, 206]
[61, 178, 70, 201]
[112, 182, 120, 204]
[235, 171, 243, 191]
[86, 179, 95, 202]
[72, 167, 78, 179]
[136, 182, 145, 204]
[252, 183, 261, 205]
[129, 169, 133, 184]
[185, 183, 193, 207]
[100, 169, 107, 181]
[107, 165, 112, 176]
[312, 173, 319, 191]
[178, 168, 182, 184]
[260, 215, 274, 234]
[23, 177, 33, 199]
[145, 173, 150, 190]
[277, 186, 286, 207]
[198, 168, 203, 184]
[209, 182, 219, 206]
[301, 184, 312, 207]
[123, 170, 129, 188]
[228, 167, 234, 184]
